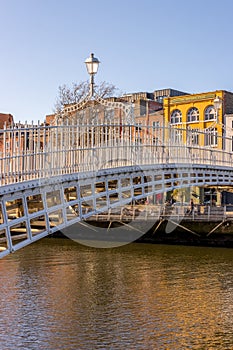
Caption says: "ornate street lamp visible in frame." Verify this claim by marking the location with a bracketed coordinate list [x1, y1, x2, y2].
[62, 52, 130, 121]
[85, 53, 100, 97]
[213, 95, 222, 123]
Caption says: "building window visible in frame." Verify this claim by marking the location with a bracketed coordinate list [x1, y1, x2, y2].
[152, 121, 160, 128]
[232, 136, 233, 151]
[170, 129, 183, 144]
[135, 123, 142, 132]
[156, 96, 166, 103]
[188, 128, 199, 145]
[187, 107, 199, 122]
[153, 137, 159, 146]
[204, 128, 218, 146]
[170, 109, 182, 124]
[204, 105, 216, 121]
[231, 120, 233, 129]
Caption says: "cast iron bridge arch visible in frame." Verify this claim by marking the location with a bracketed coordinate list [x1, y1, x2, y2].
[1, 102, 233, 257]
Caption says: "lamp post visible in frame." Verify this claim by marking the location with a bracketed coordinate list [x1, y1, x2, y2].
[62, 52, 129, 121]
[213, 95, 222, 123]
[85, 53, 100, 97]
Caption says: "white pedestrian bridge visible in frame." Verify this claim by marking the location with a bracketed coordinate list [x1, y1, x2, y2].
[1, 103, 233, 257]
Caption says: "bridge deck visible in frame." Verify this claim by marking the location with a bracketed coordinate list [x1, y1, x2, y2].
[1, 120, 233, 257]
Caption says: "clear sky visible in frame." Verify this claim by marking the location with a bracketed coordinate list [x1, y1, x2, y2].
[1, 0, 233, 122]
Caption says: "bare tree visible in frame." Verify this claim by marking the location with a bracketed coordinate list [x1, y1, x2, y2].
[54, 80, 118, 113]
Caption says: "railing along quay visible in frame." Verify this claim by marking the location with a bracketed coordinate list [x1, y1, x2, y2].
[84, 204, 233, 223]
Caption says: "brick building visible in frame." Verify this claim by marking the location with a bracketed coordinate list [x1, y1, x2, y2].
[0, 113, 14, 153]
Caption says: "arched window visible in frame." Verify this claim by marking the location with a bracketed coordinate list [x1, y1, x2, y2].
[170, 109, 182, 124]
[187, 107, 199, 122]
[204, 105, 216, 121]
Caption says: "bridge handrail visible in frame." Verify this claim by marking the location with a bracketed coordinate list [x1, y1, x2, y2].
[0, 122, 232, 186]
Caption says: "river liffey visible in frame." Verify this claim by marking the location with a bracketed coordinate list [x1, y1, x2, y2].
[0, 238, 232, 350]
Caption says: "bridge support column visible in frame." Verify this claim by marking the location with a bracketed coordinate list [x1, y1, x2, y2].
[1, 201, 13, 253]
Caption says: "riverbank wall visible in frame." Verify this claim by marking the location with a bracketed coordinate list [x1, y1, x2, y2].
[136, 219, 233, 248]
[52, 217, 233, 248]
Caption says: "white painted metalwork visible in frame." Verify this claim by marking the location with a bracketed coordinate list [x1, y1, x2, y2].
[1, 102, 233, 257]
[0, 117, 233, 186]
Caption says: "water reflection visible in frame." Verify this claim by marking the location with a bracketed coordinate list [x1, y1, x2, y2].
[0, 239, 232, 349]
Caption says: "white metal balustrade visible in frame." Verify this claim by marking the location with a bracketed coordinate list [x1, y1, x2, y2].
[1, 105, 233, 257]
[1, 120, 233, 186]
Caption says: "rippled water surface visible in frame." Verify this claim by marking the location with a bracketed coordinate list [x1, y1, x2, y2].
[0, 238, 233, 349]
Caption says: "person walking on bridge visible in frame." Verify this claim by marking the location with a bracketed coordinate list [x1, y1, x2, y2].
[190, 199, 194, 214]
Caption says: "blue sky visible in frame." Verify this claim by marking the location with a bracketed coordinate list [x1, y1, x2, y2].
[1, 0, 233, 122]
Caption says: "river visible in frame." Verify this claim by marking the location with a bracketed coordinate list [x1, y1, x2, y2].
[0, 238, 232, 349]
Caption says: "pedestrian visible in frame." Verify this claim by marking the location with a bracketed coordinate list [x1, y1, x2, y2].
[190, 199, 194, 214]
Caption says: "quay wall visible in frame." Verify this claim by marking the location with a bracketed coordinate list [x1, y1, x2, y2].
[52, 218, 233, 248]
[137, 219, 233, 248]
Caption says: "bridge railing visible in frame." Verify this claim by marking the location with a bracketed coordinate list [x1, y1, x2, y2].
[0, 122, 232, 186]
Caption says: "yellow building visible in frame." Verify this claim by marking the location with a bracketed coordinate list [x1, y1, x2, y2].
[163, 89, 233, 205]
[163, 90, 233, 150]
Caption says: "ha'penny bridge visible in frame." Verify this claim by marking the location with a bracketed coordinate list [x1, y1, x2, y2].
[1, 100, 233, 257]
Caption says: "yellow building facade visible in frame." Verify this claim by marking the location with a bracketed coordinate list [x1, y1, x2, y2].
[163, 90, 225, 149]
[163, 89, 233, 205]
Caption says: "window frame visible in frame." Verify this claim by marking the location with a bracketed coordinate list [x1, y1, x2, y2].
[170, 109, 182, 124]
[170, 129, 183, 144]
[204, 128, 218, 147]
[204, 105, 216, 121]
[152, 121, 160, 129]
[187, 107, 199, 123]
[187, 128, 199, 146]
